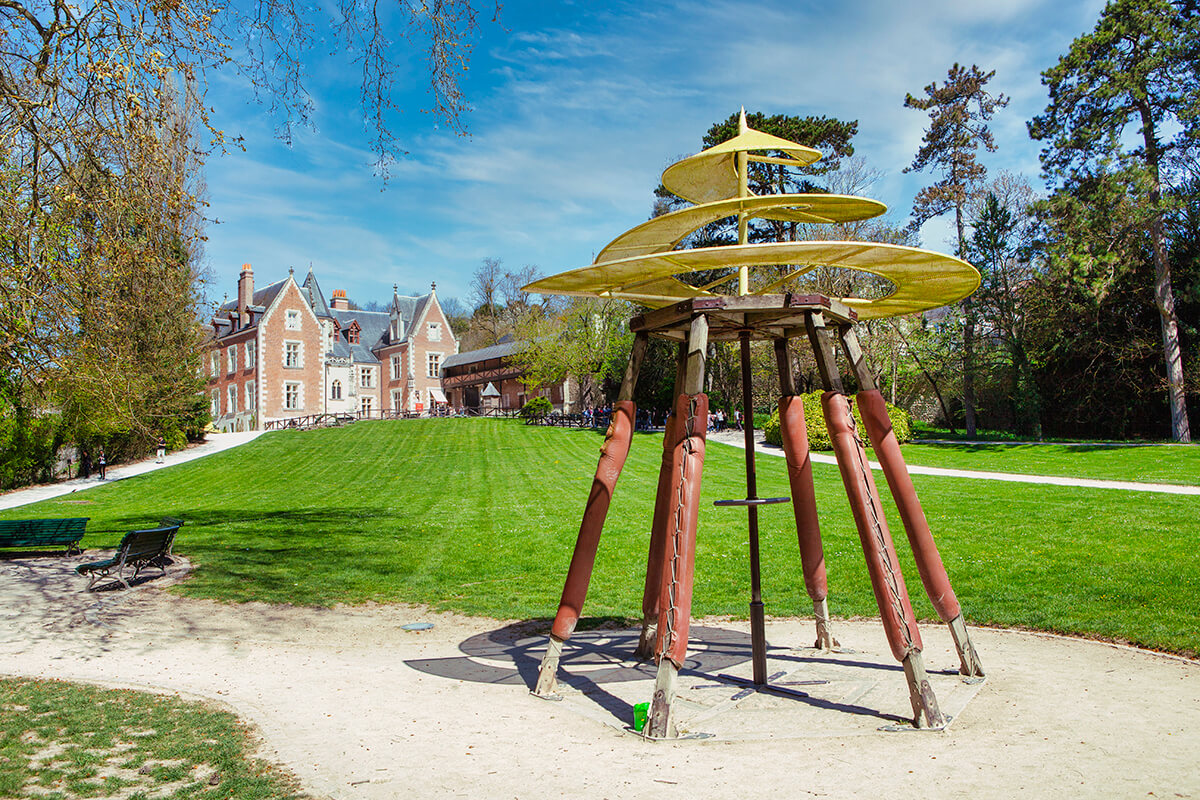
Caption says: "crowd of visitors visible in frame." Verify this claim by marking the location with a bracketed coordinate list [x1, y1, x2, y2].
[575, 405, 744, 433]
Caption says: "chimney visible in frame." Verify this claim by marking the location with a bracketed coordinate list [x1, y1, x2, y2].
[331, 289, 350, 311]
[238, 263, 254, 327]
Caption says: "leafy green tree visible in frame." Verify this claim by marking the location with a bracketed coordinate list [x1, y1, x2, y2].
[512, 297, 633, 409]
[904, 63, 1010, 438]
[1025, 167, 1187, 439]
[1028, 0, 1197, 441]
[965, 175, 1044, 437]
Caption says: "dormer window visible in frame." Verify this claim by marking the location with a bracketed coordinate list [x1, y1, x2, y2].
[349, 322, 361, 345]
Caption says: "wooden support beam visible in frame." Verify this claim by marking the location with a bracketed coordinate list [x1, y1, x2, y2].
[902, 650, 946, 729]
[647, 659, 679, 738]
[617, 331, 649, 402]
[533, 634, 564, 698]
[804, 312, 843, 393]
[837, 324, 876, 392]
[684, 314, 709, 395]
[773, 338, 796, 396]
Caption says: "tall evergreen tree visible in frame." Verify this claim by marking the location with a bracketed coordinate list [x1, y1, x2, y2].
[1028, 0, 1196, 441]
[904, 64, 1010, 437]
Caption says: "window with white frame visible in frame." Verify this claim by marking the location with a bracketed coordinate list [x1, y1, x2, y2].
[391, 389, 402, 410]
[246, 340, 256, 369]
[227, 347, 237, 373]
[284, 382, 301, 410]
[246, 381, 256, 413]
[331, 380, 342, 400]
[210, 352, 219, 377]
[426, 352, 441, 378]
[428, 322, 441, 341]
[286, 309, 301, 330]
[359, 367, 373, 388]
[284, 341, 301, 368]
[211, 389, 220, 417]
[361, 396, 373, 415]
[228, 384, 238, 413]
[390, 354, 401, 381]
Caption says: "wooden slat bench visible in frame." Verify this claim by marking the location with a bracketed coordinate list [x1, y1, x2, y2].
[0, 518, 89, 555]
[155, 516, 184, 566]
[76, 523, 181, 591]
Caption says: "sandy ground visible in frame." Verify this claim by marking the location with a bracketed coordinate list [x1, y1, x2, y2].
[0, 555, 1197, 800]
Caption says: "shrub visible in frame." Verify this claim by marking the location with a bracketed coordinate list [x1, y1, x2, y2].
[0, 412, 62, 489]
[161, 424, 189, 453]
[762, 392, 913, 451]
[519, 396, 553, 419]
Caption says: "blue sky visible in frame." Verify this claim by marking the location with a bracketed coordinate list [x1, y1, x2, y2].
[201, 0, 1108, 310]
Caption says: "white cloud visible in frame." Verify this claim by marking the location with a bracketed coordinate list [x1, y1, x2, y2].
[202, 0, 1111, 304]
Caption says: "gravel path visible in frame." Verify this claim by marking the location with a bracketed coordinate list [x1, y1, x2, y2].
[707, 429, 1200, 496]
[0, 431, 266, 511]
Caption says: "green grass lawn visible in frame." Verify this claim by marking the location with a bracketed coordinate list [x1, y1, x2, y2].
[0, 678, 305, 799]
[875, 441, 1200, 486]
[3, 418, 1197, 656]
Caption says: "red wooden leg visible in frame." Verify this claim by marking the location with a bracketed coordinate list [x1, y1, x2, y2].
[822, 391, 945, 727]
[637, 409, 681, 659]
[647, 392, 707, 737]
[778, 394, 837, 649]
[533, 401, 636, 697]
[857, 389, 983, 677]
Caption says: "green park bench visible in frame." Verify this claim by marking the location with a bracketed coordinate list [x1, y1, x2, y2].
[76, 522, 181, 591]
[0, 518, 89, 554]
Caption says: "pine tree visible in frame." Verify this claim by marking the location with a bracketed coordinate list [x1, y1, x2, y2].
[904, 64, 1010, 437]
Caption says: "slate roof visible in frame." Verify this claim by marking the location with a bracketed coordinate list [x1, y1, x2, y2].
[331, 309, 391, 364]
[302, 271, 334, 319]
[212, 269, 443, 365]
[218, 279, 287, 315]
[441, 338, 524, 370]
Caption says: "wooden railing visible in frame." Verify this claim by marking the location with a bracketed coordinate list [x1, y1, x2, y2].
[263, 406, 515, 430]
[524, 412, 609, 429]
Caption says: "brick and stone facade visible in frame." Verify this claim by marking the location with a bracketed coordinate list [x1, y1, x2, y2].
[204, 264, 458, 430]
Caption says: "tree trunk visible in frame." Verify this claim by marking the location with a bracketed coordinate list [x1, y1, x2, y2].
[1151, 214, 1191, 442]
[890, 320, 956, 434]
[955, 203, 977, 438]
[962, 299, 977, 438]
[1011, 342, 1042, 440]
[1141, 114, 1191, 442]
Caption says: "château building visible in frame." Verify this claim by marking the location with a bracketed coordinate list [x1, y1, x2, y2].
[204, 264, 457, 430]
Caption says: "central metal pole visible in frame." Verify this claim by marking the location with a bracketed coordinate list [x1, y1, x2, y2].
[740, 330, 767, 685]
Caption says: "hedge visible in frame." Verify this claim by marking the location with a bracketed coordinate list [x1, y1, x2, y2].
[762, 391, 912, 451]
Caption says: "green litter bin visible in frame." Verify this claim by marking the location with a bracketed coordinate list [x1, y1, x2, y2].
[633, 702, 650, 732]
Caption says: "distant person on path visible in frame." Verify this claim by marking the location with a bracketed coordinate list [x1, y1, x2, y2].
[156, 436, 166, 463]
[97, 449, 107, 480]
[79, 449, 91, 479]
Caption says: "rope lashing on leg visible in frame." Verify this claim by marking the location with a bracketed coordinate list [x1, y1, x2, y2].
[840, 394, 916, 655]
[660, 395, 699, 664]
[830, 393, 921, 657]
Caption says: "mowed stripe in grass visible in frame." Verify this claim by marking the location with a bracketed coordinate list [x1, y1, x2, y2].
[883, 441, 1200, 486]
[5, 418, 1197, 656]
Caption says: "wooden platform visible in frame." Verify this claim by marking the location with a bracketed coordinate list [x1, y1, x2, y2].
[629, 294, 856, 342]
